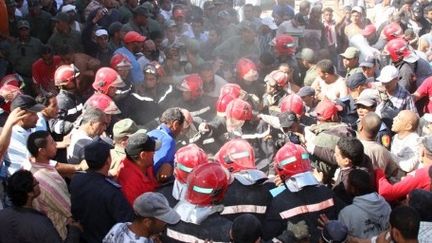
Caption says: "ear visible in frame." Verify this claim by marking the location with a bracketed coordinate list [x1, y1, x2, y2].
[38, 147, 44, 155]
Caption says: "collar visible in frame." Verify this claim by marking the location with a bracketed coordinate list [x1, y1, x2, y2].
[284, 171, 318, 192]
[174, 200, 223, 225]
[159, 123, 174, 137]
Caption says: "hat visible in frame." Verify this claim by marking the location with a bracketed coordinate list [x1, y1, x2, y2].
[351, 6, 363, 14]
[362, 24, 376, 36]
[296, 48, 315, 62]
[52, 12, 70, 22]
[359, 56, 377, 68]
[173, 8, 185, 18]
[321, 220, 348, 243]
[297, 86, 315, 97]
[315, 99, 342, 121]
[420, 135, 432, 153]
[377, 65, 399, 83]
[84, 138, 114, 169]
[17, 20, 30, 29]
[61, 4, 76, 13]
[133, 5, 151, 17]
[133, 192, 180, 224]
[113, 118, 146, 140]
[347, 72, 368, 89]
[340, 47, 360, 59]
[231, 214, 262, 243]
[124, 31, 146, 43]
[261, 17, 278, 30]
[217, 10, 230, 19]
[11, 95, 45, 112]
[355, 88, 380, 107]
[126, 133, 161, 156]
[95, 29, 108, 37]
[278, 111, 298, 128]
[108, 22, 122, 35]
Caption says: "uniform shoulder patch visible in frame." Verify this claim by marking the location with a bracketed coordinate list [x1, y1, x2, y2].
[105, 178, 121, 188]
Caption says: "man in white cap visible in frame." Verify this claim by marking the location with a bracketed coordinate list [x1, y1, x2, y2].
[376, 65, 417, 116]
[103, 192, 180, 243]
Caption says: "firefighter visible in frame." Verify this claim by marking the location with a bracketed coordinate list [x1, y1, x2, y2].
[262, 70, 289, 115]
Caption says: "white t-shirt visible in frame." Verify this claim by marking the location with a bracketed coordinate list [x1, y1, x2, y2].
[67, 128, 92, 164]
[103, 222, 153, 243]
[391, 132, 420, 173]
[312, 76, 348, 101]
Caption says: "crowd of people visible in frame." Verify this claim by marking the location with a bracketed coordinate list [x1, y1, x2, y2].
[0, 0, 432, 242]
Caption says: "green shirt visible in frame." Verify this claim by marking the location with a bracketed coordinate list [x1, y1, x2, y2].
[26, 10, 53, 43]
[8, 37, 43, 77]
[48, 30, 83, 54]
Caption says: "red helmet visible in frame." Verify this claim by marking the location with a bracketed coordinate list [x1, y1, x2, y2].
[177, 74, 203, 99]
[225, 98, 253, 121]
[85, 93, 121, 115]
[185, 162, 229, 206]
[174, 144, 209, 184]
[272, 34, 296, 56]
[362, 24, 376, 37]
[280, 94, 304, 116]
[110, 54, 132, 71]
[93, 67, 125, 95]
[216, 94, 236, 116]
[0, 84, 21, 102]
[274, 142, 311, 178]
[236, 58, 258, 82]
[54, 64, 80, 86]
[264, 70, 289, 88]
[1, 74, 23, 88]
[385, 38, 411, 62]
[382, 23, 403, 41]
[215, 139, 255, 173]
[219, 83, 242, 98]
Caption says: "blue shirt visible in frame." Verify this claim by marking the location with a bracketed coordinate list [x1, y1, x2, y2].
[114, 47, 144, 85]
[147, 124, 176, 174]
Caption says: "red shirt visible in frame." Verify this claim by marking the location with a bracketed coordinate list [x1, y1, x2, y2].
[117, 158, 158, 205]
[376, 165, 431, 202]
[32, 55, 61, 90]
[415, 78, 432, 113]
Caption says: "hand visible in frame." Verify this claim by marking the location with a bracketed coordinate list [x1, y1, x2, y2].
[313, 168, 323, 183]
[157, 163, 173, 183]
[4, 108, 26, 128]
[274, 175, 284, 187]
[77, 160, 89, 171]
[62, 133, 71, 147]
[376, 230, 392, 243]
[317, 213, 329, 230]
[198, 123, 209, 133]
[67, 218, 83, 232]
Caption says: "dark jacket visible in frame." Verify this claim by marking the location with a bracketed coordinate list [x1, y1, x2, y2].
[70, 171, 134, 243]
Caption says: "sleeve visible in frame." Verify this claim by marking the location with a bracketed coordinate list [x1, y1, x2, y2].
[312, 146, 338, 166]
[38, 218, 63, 243]
[376, 168, 422, 202]
[398, 65, 415, 91]
[262, 201, 286, 241]
[415, 78, 431, 97]
[153, 138, 176, 173]
[108, 189, 134, 222]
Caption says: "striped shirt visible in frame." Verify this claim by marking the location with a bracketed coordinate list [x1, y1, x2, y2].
[31, 162, 72, 240]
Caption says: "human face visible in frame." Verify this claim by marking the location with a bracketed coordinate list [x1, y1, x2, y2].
[117, 69, 130, 80]
[145, 73, 157, 89]
[149, 218, 168, 235]
[356, 104, 374, 119]
[191, 21, 203, 34]
[391, 113, 403, 133]
[107, 86, 117, 98]
[323, 10, 333, 23]
[21, 111, 39, 129]
[317, 68, 327, 80]
[351, 12, 361, 24]
[32, 177, 41, 198]
[96, 35, 109, 49]
[41, 53, 54, 65]
[55, 20, 69, 33]
[382, 79, 398, 94]
[208, 30, 219, 44]
[199, 70, 214, 84]
[89, 116, 109, 137]
[18, 27, 30, 40]
[427, 10, 432, 22]
[43, 97, 59, 119]
[60, 53, 74, 65]
[342, 57, 358, 69]
[335, 146, 349, 168]
[243, 6, 253, 20]
[43, 135, 58, 159]
[362, 66, 375, 78]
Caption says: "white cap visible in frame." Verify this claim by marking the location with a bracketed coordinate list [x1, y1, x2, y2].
[377, 65, 399, 83]
[95, 29, 108, 37]
[61, 4, 76, 13]
[261, 17, 277, 30]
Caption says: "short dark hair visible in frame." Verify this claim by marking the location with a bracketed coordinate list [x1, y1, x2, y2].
[160, 107, 185, 125]
[35, 92, 56, 106]
[7, 170, 35, 207]
[58, 45, 74, 56]
[27, 130, 51, 157]
[316, 59, 335, 75]
[390, 206, 420, 240]
[323, 7, 333, 13]
[231, 214, 262, 243]
[408, 189, 432, 221]
[41, 45, 53, 55]
[337, 137, 364, 166]
[348, 169, 373, 196]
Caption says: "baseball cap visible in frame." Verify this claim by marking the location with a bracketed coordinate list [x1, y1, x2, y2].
[133, 192, 180, 224]
[261, 17, 277, 30]
[126, 133, 161, 157]
[297, 86, 315, 97]
[419, 135, 432, 153]
[231, 214, 262, 243]
[17, 20, 30, 29]
[113, 118, 146, 140]
[95, 29, 108, 37]
[340, 47, 360, 59]
[61, 4, 76, 13]
[52, 12, 70, 22]
[11, 95, 45, 112]
[315, 99, 342, 121]
[359, 56, 377, 68]
[296, 48, 315, 62]
[351, 6, 363, 14]
[108, 22, 122, 35]
[84, 138, 114, 169]
[347, 72, 368, 89]
[362, 24, 376, 36]
[278, 111, 298, 128]
[377, 65, 399, 83]
[355, 89, 380, 107]
[133, 5, 151, 17]
[321, 220, 348, 243]
[123, 31, 146, 43]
